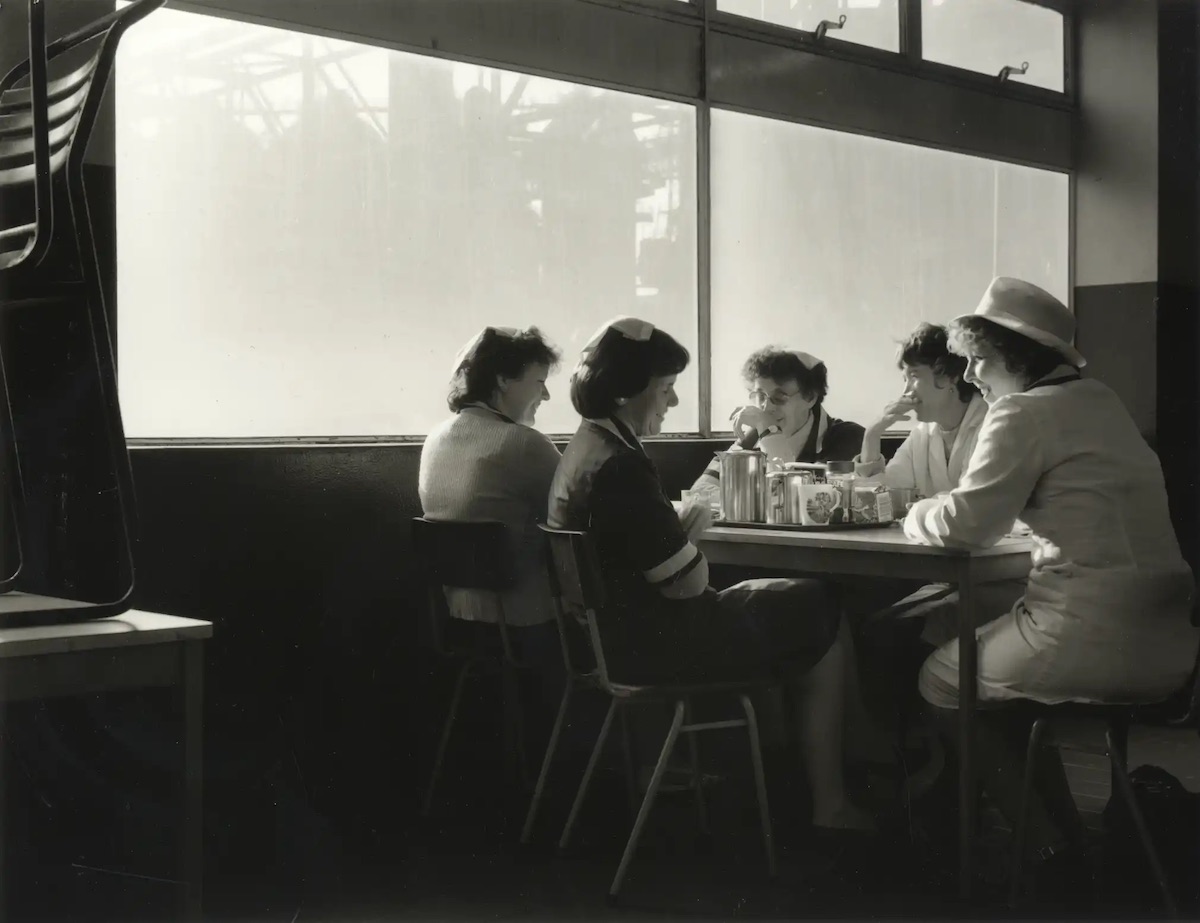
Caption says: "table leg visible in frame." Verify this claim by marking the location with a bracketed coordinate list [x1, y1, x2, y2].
[956, 560, 978, 901]
[0, 698, 7, 923]
[182, 641, 203, 921]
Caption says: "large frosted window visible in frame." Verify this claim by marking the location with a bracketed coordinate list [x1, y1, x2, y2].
[710, 109, 1068, 434]
[922, 0, 1064, 92]
[718, 0, 900, 52]
[116, 9, 698, 438]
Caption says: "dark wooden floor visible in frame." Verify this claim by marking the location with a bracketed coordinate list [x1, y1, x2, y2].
[9, 722, 1198, 922]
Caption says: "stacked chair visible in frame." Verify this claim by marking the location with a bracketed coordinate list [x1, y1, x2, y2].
[0, 0, 164, 626]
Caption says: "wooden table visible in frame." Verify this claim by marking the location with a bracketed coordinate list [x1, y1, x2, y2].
[0, 605, 212, 921]
[699, 523, 1035, 900]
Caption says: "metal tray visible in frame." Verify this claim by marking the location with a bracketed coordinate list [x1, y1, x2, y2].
[714, 519, 898, 533]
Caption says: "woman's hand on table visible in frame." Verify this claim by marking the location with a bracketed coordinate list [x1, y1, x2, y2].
[678, 494, 713, 542]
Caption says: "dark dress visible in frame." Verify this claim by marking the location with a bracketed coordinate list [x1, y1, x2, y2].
[548, 416, 840, 686]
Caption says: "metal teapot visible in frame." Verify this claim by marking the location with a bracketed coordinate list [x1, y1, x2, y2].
[714, 447, 768, 523]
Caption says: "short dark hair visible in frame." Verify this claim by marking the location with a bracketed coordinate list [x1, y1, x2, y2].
[448, 326, 561, 413]
[741, 348, 828, 404]
[898, 323, 974, 402]
[949, 316, 1070, 387]
[570, 323, 690, 419]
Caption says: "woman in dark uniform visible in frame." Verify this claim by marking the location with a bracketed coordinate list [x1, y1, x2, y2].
[548, 317, 872, 831]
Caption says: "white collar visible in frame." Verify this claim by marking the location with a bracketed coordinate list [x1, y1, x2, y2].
[587, 416, 642, 453]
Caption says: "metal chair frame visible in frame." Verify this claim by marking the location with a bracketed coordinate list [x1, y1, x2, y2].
[0, 0, 166, 625]
[528, 524, 778, 901]
[411, 516, 535, 816]
[1008, 646, 1200, 916]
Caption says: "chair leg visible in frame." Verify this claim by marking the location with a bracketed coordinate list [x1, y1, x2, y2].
[422, 660, 475, 817]
[619, 707, 638, 819]
[610, 699, 686, 899]
[501, 662, 531, 789]
[559, 698, 618, 852]
[740, 694, 777, 880]
[521, 681, 575, 844]
[1106, 727, 1179, 918]
[1108, 716, 1129, 792]
[1008, 717, 1047, 909]
[685, 698, 709, 836]
[511, 668, 532, 790]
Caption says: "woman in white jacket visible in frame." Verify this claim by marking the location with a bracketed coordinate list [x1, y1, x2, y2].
[907, 278, 1198, 889]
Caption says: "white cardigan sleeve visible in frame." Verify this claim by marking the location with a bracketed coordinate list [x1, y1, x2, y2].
[903, 397, 1043, 549]
[854, 432, 918, 488]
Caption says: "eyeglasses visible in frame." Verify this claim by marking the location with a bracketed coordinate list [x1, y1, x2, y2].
[748, 389, 800, 408]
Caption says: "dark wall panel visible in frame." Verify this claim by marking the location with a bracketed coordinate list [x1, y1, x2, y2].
[125, 439, 723, 829]
[1074, 281, 1158, 439]
[173, 0, 702, 100]
[708, 29, 1073, 170]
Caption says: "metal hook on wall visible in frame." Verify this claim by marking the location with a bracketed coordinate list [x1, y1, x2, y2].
[814, 14, 846, 41]
[998, 61, 1030, 82]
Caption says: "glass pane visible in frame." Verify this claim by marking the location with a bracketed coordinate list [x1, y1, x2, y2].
[922, 0, 1064, 92]
[116, 8, 698, 438]
[718, 0, 900, 53]
[710, 108, 1068, 434]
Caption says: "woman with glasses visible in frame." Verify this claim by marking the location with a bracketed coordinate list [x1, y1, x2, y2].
[419, 325, 563, 651]
[690, 348, 865, 501]
[549, 317, 874, 833]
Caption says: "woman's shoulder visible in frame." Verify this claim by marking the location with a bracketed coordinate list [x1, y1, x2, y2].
[506, 421, 561, 453]
[827, 415, 866, 438]
[821, 414, 867, 458]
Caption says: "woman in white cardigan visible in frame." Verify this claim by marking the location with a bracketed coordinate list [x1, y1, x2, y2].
[853, 324, 1017, 648]
[856, 322, 988, 498]
[907, 278, 1197, 891]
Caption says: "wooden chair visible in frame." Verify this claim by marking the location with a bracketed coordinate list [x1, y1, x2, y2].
[411, 517, 535, 816]
[1008, 643, 1200, 916]
[533, 524, 778, 902]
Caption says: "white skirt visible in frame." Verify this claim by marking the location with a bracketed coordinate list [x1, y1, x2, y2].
[919, 594, 1199, 709]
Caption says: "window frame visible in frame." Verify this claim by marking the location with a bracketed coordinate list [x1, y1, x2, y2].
[121, 0, 1076, 444]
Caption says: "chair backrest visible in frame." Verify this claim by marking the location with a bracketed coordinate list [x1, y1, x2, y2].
[538, 524, 611, 685]
[411, 517, 518, 592]
[411, 516, 521, 661]
[0, 0, 166, 270]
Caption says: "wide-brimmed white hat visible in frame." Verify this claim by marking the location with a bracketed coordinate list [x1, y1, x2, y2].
[955, 277, 1086, 368]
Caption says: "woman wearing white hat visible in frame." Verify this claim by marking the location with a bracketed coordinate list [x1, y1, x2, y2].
[690, 347, 866, 500]
[905, 277, 1198, 887]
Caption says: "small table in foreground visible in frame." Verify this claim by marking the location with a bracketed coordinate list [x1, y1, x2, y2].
[699, 523, 1034, 901]
[0, 605, 212, 922]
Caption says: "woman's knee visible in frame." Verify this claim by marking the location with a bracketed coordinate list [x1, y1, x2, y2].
[917, 649, 961, 710]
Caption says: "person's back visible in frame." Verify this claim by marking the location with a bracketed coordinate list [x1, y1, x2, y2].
[1003, 378, 1193, 622]
[417, 325, 564, 629]
[420, 405, 560, 626]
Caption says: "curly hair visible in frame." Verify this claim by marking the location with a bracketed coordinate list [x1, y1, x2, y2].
[448, 327, 561, 413]
[898, 323, 974, 402]
[570, 323, 690, 419]
[948, 316, 1071, 387]
[741, 348, 828, 404]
